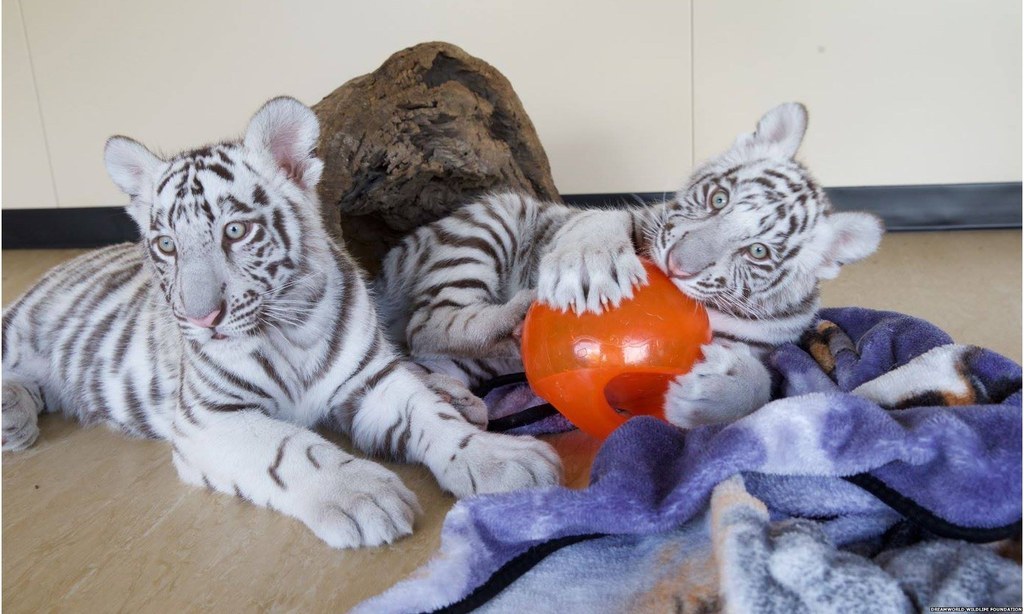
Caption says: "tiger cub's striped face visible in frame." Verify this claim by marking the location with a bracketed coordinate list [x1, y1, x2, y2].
[652, 103, 882, 318]
[104, 98, 326, 343]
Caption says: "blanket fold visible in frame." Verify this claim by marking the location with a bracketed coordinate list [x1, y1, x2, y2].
[356, 307, 1021, 613]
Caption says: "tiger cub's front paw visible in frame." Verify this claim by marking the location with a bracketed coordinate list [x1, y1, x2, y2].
[537, 236, 647, 315]
[664, 342, 771, 429]
[296, 456, 420, 549]
[438, 431, 562, 498]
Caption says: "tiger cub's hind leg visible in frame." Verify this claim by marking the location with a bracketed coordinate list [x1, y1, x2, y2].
[2, 378, 44, 451]
[407, 355, 525, 422]
[411, 366, 488, 428]
[409, 288, 536, 361]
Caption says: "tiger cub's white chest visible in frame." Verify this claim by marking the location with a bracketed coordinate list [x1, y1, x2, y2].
[197, 337, 333, 428]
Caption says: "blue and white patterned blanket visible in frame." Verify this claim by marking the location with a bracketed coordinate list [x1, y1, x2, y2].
[356, 308, 1022, 613]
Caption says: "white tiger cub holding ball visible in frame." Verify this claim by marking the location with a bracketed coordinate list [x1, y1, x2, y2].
[1, 97, 560, 549]
[376, 102, 884, 429]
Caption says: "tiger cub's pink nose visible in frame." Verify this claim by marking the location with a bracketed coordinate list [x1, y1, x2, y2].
[186, 307, 223, 329]
[666, 252, 697, 279]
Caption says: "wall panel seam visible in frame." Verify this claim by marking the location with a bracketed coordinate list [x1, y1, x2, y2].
[16, 0, 61, 208]
[689, 0, 695, 170]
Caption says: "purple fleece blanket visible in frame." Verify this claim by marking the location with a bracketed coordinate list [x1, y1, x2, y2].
[357, 308, 1022, 612]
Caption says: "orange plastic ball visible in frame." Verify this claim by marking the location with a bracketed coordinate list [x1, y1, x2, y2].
[521, 260, 711, 439]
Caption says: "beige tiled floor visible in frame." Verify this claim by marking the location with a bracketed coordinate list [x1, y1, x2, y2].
[2, 230, 1021, 612]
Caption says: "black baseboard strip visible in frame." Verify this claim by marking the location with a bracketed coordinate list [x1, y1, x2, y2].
[3, 182, 1019, 249]
[3, 207, 140, 249]
[825, 182, 1021, 231]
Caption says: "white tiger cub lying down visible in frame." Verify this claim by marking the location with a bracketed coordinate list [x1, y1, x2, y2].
[376, 102, 884, 429]
[1, 97, 560, 549]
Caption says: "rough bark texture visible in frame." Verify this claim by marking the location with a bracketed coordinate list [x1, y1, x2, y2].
[313, 41, 561, 273]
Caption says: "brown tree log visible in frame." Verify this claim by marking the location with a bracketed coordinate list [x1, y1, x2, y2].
[313, 41, 561, 273]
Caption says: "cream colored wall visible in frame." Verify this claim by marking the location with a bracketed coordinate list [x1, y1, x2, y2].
[694, 0, 1023, 187]
[2, 0, 1020, 210]
[3, 0, 58, 209]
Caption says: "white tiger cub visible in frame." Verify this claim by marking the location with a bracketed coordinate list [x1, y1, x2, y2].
[1, 97, 560, 549]
[376, 102, 883, 429]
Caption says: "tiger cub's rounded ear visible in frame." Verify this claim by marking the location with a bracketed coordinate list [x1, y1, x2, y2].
[816, 212, 884, 279]
[244, 97, 324, 190]
[104, 136, 163, 197]
[752, 102, 807, 159]
[733, 102, 808, 160]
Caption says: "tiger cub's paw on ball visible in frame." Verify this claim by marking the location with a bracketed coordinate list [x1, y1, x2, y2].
[664, 342, 772, 429]
[538, 224, 648, 315]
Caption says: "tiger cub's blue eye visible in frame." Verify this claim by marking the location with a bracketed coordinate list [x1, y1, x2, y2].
[709, 189, 729, 209]
[155, 236, 175, 254]
[224, 221, 249, 241]
[748, 243, 770, 260]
